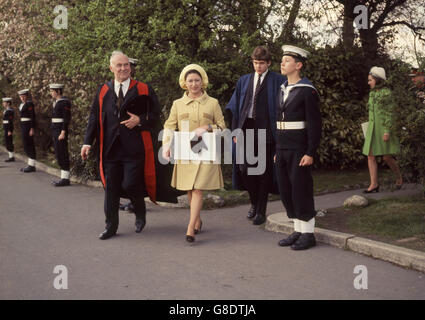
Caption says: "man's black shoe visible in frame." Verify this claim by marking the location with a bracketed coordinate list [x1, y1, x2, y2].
[247, 205, 256, 219]
[52, 179, 70, 187]
[127, 202, 135, 213]
[291, 233, 316, 250]
[253, 214, 266, 225]
[119, 203, 127, 211]
[21, 165, 36, 173]
[278, 232, 301, 247]
[135, 220, 146, 233]
[5, 157, 15, 162]
[99, 229, 116, 240]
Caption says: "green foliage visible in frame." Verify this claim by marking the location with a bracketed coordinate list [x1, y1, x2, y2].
[305, 45, 369, 168]
[386, 59, 425, 188]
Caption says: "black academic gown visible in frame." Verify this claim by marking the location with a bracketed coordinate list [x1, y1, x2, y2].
[84, 79, 180, 203]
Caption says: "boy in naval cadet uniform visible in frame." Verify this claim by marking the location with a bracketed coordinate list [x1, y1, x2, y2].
[17, 88, 37, 172]
[2, 97, 15, 162]
[275, 45, 322, 250]
[49, 83, 71, 186]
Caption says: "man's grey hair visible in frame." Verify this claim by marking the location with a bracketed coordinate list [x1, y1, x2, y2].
[110, 50, 128, 66]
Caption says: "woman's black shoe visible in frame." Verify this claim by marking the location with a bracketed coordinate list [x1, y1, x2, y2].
[194, 220, 203, 234]
[186, 235, 195, 242]
[363, 185, 379, 193]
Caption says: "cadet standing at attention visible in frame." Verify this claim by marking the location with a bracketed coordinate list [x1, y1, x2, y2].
[49, 83, 72, 186]
[2, 97, 15, 162]
[17, 88, 37, 172]
[275, 45, 322, 250]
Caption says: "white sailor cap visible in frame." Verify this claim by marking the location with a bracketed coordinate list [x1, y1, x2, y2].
[282, 45, 310, 60]
[129, 58, 138, 65]
[17, 89, 29, 95]
[369, 66, 386, 81]
[49, 83, 65, 89]
[2, 97, 12, 102]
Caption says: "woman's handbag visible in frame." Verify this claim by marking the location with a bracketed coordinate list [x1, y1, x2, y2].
[361, 121, 369, 137]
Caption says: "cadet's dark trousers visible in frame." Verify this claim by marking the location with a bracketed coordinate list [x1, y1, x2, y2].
[103, 159, 146, 232]
[275, 148, 316, 222]
[238, 118, 274, 217]
[21, 122, 36, 159]
[52, 127, 70, 171]
[3, 130, 14, 152]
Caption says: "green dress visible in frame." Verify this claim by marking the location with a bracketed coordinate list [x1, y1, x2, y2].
[362, 86, 400, 156]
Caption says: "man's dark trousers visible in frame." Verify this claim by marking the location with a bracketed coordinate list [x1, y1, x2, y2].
[238, 118, 274, 220]
[103, 145, 146, 233]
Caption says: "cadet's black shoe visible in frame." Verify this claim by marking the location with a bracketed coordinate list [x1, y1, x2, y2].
[5, 157, 15, 162]
[52, 179, 70, 187]
[98, 229, 116, 240]
[135, 220, 146, 233]
[253, 214, 266, 225]
[21, 165, 36, 173]
[290, 233, 316, 250]
[278, 232, 301, 247]
[247, 205, 256, 219]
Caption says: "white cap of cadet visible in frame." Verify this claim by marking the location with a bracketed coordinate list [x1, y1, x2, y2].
[17, 89, 30, 95]
[49, 83, 65, 89]
[282, 45, 310, 60]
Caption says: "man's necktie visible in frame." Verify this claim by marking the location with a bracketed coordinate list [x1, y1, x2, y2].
[117, 84, 123, 110]
[252, 73, 262, 120]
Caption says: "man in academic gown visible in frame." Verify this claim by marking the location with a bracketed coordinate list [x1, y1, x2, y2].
[225, 46, 286, 225]
[81, 51, 178, 240]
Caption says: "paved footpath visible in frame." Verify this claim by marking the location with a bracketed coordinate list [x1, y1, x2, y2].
[0, 155, 424, 299]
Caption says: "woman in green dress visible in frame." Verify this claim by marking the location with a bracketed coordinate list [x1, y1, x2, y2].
[362, 66, 402, 193]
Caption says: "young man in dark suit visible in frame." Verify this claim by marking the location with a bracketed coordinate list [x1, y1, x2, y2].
[226, 46, 286, 225]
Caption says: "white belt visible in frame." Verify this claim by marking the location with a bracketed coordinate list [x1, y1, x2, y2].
[52, 118, 64, 123]
[21, 117, 31, 122]
[276, 121, 306, 130]
[3, 120, 9, 124]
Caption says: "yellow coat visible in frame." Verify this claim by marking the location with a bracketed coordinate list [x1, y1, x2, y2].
[163, 92, 226, 191]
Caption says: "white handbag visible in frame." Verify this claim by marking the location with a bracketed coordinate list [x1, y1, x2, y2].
[361, 122, 369, 137]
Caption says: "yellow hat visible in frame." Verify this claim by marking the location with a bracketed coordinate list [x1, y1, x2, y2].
[179, 64, 208, 90]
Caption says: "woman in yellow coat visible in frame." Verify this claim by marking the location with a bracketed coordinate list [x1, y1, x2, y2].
[162, 64, 226, 242]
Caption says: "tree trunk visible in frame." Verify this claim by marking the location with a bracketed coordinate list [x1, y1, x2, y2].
[342, 0, 356, 49]
[279, 0, 301, 42]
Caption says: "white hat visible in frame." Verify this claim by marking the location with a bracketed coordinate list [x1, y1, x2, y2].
[17, 89, 29, 95]
[129, 58, 138, 65]
[2, 97, 12, 102]
[282, 45, 310, 60]
[369, 66, 386, 80]
[49, 83, 64, 89]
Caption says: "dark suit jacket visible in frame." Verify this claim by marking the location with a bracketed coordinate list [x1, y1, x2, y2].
[83, 78, 181, 203]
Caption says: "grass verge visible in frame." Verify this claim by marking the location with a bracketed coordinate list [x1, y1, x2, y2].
[316, 194, 425, 252]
